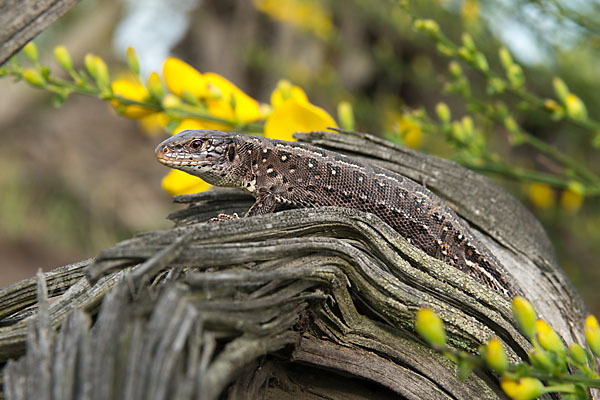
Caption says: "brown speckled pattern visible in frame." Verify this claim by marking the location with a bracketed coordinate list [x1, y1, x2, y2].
[156, 130, 521, 298]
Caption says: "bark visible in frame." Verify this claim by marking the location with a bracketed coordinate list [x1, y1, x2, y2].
[0, 130, 586, 400]
[0, 0, 81, 65]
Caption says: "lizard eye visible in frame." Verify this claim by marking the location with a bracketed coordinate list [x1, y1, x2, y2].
[190, 140, 203, 150]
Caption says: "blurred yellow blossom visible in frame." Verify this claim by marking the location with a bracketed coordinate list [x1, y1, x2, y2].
[162, 58, 263, 130]
[138, 112, 170, 137]
[203, 72, 263, 125]
[111, 79, 156, 119]
[161, 170, 211, 196]
[265, 80, 337, 141]
[560, 187, 583, 212]
[253, 0, 333, 41]
[526, 182, 555, 209]
[461, 0, 480, 22]
[384, 110, 423, 149]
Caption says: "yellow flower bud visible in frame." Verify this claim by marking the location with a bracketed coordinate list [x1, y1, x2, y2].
[449, 61, 462, 78]
[337, 101, 354, 131]
[552, 77, 569, 103]
[507, 64, 524, 88]
[585, 315, 600, 357]
[436, 43, 455, 57]
[500, 377, 545, 400]
[461, 33, 476, 52]
[565, 93, 588, 122]
[415, 309, 446, 347]
[162, 94, 182, 109]
[528, 348, 554, 372]
[527, 182, 554, 209]
[461, 116, 474, 138]
[414, 19, 440, 36]
[457, 47, 472, 62]
[147, 72, 164, 100]
[435, 102, 451, 123]
[126, 47, 140, 75]
[84, 53, 97, 78]
[567, 343, 588, 365]
[543, 99, 560, 112]
[474, 53, 488, 72]
[205, 83, 223, 100]
[53, 46, 73, 71]
[23, 68, 45, 87]
[561, 182, 584, 213]
[23, 42, 38, 63]
[499, 47, 513, 71]
[275, 80, 293, 101]
[488, 77, 505, 94]
[485, 338, 508, 374]
[536, 319, 565, 357]
[512, 297, 537, 340]
[181, 90, 200, 105]
[93, 56, 110, 91]
[451, 121, 465, 142]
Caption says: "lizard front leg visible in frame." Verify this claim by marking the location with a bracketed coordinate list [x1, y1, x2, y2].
[246, 190, 277, 217]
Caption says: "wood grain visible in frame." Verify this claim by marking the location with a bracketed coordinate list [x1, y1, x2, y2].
[0, 0, 81, 65]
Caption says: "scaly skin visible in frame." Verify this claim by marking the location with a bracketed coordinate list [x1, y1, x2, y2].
[156, 129, 521, 298]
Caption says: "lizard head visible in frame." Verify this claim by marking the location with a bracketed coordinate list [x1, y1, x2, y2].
[155, 130, 243, 187]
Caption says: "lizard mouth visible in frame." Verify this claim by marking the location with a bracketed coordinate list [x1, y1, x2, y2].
[155, 145, 212, 170]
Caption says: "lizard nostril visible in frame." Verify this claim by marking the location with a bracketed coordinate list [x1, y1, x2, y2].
[162, 145, 168, 153]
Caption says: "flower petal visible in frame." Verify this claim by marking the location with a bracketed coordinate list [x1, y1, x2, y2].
[270, 80, 308, 107]
[161, 169, 211, 196]
[204, 72, 262, 122]
[265, 99, 336, 141]
[111, 80, 155, 119]
[163, 58, 207, 98]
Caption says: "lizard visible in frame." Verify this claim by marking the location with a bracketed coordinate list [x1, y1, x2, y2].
[155, 129, 522, 298]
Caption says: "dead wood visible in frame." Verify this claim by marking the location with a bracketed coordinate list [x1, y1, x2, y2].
[0, 130, 585, 400]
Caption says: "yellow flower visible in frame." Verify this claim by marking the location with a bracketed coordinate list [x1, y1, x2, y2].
[111, 79, 156, 119]
[383, 108, 423, 149]
[265, 80, 336, 141]
[461, 0, 480, 22]
[526, 182, 555, 209]
[172, 118, 207, 134]
[163, 57, 207, 98]
[138, 112, 170, 137]
[253, 0, 333, 41]
[204, 72, 262, 124]
[560, 181, 584, 212]
[162, 58, 262, 130]
[161, 170, 211, 196]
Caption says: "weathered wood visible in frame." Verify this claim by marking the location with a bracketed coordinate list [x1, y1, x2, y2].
[0, 0, 81, 65]
[1, 130, 582, 399]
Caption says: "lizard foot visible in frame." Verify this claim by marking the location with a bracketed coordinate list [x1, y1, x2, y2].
[208, 213, 240, 223]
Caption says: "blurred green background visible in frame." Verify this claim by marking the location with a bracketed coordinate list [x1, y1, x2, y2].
[1, 0, 600, 313]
